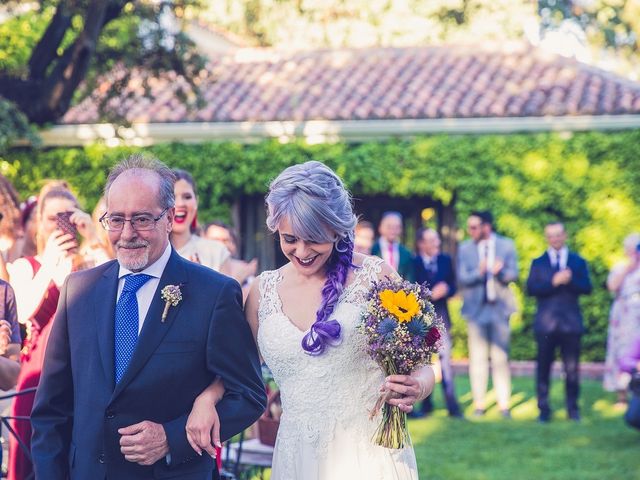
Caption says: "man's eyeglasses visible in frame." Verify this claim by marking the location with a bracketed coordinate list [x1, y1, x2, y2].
[100, 208, 169, 231]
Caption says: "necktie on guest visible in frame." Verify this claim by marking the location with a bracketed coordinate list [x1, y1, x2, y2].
[553, 250, 561, 272]
[115, 274, 152, 384]
[387, 242, 396, 270]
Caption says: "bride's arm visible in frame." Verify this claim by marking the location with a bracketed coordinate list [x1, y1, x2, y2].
[243, 279, 263, 363]
[186, 379, 225, 456]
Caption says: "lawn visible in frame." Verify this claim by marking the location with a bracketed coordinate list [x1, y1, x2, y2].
[411, 375, 639, 480]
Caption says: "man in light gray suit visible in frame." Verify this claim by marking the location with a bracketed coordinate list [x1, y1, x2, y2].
[457, 211, 518, 418]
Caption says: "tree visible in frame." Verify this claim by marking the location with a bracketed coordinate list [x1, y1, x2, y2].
[0, 0, 205, 126]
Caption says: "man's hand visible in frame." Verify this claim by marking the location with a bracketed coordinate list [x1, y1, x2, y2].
[119, 420, 169, 466]
[430, 282, 449, 301]
[552, 269, 572, 287]
[492, 258, 504, 276]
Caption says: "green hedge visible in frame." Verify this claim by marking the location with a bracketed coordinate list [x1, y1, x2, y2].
[4, 129, 640, 361]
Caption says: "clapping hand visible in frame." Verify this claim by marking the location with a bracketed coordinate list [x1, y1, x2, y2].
[0, 320, 11, 356]
[430, 282, 449, 301]
[552, 268, 572, 286]
[492, 258, 504, 276]
[119, 420, 169, 466]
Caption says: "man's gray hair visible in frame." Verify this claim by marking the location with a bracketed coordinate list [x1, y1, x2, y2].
[104, 154, 176, 209]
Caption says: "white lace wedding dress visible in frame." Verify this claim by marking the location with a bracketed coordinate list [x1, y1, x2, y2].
[257, 256, 419, 480]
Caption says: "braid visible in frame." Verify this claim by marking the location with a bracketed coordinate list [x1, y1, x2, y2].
[301, 236, 354, 355]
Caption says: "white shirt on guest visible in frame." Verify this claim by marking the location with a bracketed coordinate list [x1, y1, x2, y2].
[378, 237, 400, 270]
[117, 243, 172, 333]
[477, 234, 496, 269]
[547, 245, 568, 270]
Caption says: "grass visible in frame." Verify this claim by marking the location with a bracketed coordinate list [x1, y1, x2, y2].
[410, 375, 639, 480]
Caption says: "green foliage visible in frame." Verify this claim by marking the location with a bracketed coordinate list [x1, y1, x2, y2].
[0, 7, 53, 76]
[0, 98, 39, 153]
[4, 129, 640, 361]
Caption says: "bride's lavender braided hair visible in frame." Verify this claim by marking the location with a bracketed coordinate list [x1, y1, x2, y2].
[266, 161, 357, 355]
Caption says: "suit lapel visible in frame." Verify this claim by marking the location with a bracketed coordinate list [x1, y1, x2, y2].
[95, 261, 120, 390]
[111, 250, 188, 401]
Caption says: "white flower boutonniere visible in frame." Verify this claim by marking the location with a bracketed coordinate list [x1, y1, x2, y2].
[160, 285, 182, 322]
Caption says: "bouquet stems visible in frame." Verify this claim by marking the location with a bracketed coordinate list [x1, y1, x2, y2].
[372, 356, 410, 449]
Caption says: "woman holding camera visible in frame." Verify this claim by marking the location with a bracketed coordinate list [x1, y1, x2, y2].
[7, 187, 101, 480]
[604, 233, 640, 407]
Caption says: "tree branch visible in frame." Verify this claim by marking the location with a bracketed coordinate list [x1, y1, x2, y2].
[28, 1, 75, 80]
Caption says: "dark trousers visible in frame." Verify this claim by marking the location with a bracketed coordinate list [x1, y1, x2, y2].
[420, 332, 461, 416]
[536, 331, 581, 415]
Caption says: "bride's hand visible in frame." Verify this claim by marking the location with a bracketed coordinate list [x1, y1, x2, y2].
[186, 395, 222, 457]
[381, 368, 435, 413]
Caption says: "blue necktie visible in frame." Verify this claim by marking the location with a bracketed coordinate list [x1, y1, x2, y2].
[114, 274, 152, 384]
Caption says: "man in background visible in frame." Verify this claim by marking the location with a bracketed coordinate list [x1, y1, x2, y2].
[372, 211, 414, 281]
[527, 222, 592, 422]
[457, 211, 518, 418]
[412, 228, 462, 418]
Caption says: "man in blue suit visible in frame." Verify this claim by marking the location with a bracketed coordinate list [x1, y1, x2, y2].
[526, 222, 592, 422]
[31, 155, 266, 479]
[411, 228, 462, 418]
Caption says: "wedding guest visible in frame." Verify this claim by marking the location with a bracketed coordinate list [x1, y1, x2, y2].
[18, 195, 38, 259]
[604, 233, 640, 406]
[187, 161, 434, 479]
[354, 220, 375, 255]
[8, 187, 102, 480]
[411, 228, 462, 418]
[372, 211, 414, 281]
[0, 280, 21, 391]
[0, 174, 23, 263]
[170, 169, 231, 274]
[458, 211, 518, 418]
[205, 221, 257, 299]
[527, 222, 592, 422]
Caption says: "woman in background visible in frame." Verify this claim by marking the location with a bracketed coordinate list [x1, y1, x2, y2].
[8, 186, 103, 480]
[170, 169, 231, 273]
[604, 233, 640, 407]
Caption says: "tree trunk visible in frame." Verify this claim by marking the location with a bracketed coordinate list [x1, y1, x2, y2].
[0, 0, 127, 125]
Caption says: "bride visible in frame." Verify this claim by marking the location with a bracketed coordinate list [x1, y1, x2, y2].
[187, 161, 434, 479]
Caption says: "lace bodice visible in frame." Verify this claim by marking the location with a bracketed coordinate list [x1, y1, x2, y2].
[257, 256, 386, 465]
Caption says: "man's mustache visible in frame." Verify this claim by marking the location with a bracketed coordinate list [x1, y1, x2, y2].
[116, 241, 149, 249]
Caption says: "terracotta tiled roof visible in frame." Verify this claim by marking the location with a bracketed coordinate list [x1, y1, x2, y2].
[61, 44, 640, 124]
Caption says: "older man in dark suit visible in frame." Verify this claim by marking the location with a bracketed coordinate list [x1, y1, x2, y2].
[527, 222, 592, 422]
[371, 211, 414, 281]
[411, 228, 462, 418]
[31, 155, 266, 479]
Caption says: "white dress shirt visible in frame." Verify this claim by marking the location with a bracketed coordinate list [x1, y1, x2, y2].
[117, 243, 172, 333]
[379, 237, 400, 270]
[477, 234, 496, 269]
[547, 245, 568, 270]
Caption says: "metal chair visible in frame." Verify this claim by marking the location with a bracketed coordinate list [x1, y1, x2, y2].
[0, 387, 37, 479]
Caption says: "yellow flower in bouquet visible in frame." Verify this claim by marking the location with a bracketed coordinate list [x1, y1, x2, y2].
[379, 289, 420, 323]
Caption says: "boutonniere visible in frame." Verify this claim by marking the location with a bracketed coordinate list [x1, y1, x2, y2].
[160, 284, 183, 322]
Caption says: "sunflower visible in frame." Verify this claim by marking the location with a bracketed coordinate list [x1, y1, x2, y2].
[379, 289, 421, 323]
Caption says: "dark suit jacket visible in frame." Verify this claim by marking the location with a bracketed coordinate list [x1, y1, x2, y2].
[31, 250, 266, 480]
[372, 241, 415, 281]
[526, 250, 592, 334]
[413, 253, 456, 328]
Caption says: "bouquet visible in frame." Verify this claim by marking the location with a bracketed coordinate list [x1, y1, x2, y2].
[358, 277, 444, 449]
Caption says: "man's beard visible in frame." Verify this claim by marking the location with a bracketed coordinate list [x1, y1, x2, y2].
[116, 240, 150, 271]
